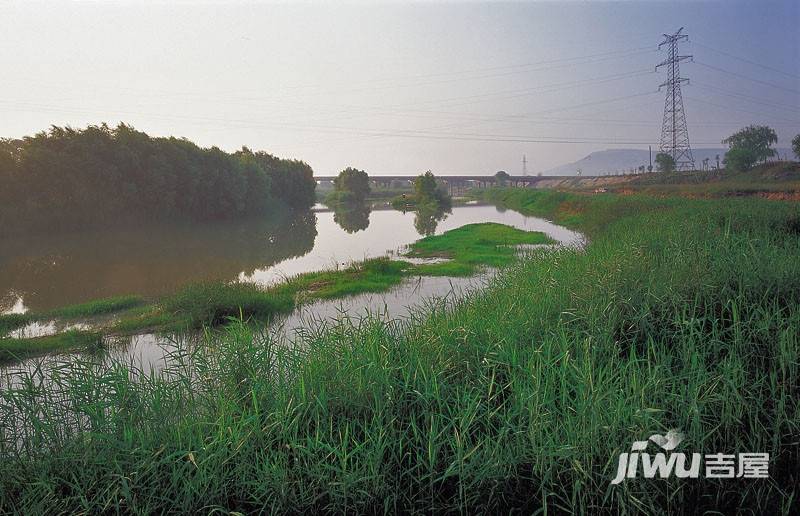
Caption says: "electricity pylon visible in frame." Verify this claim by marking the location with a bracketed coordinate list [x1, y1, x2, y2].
[657, 28, 694, 171]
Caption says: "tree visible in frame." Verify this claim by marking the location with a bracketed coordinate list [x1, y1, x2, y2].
[414, 170, 439, 201]
[655, 153, 675, 173]
[792, 134, 800, 161]
[494, 170, 510, 185]
[723, 147, 759, 173]
[722, 125, 778, 171]
[333, 167, 370, 202]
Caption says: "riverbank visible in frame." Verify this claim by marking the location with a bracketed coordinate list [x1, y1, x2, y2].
[1, 190, 798, 513]
[529, 161, 800, 198]
[0, 223, 552, 362]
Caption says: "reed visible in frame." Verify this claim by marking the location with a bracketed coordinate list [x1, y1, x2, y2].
[0, 191, 797, 513]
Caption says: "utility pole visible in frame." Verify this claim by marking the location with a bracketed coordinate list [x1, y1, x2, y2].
[522, 154, 528, 176]
[657, 27, 694, 171]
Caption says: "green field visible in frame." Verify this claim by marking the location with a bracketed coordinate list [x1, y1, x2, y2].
[0, 188, 798, 513]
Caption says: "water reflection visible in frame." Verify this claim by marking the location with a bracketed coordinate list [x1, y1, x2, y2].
[1, 212, 317, 312]
[277, 273, 490, 336]
[2, 204, 583, 314]
[0, 275, 492, 388]
[332, 201, 371, 233]
[413, 204, 451, 236]
[1, 209, 584, 379]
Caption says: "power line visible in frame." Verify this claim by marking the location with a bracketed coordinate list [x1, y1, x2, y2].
[692, 41, 800, 80]
[692, 82, 800, 113]
[684, 96, 800, 125]
[0, 95, 690, 144]
[311, 70, 657, 126]
[694, 61, 800, 95]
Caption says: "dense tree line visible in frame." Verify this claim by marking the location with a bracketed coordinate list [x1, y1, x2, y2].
[0, 124, 316, 235]
[234, 147, 316, 210]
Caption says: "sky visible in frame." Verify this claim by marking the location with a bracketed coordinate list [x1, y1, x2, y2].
[1, 0, 798, 175]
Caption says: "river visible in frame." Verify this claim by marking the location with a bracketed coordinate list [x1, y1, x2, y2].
[0, 203, 582, 384]
[1, 203, 580, 314]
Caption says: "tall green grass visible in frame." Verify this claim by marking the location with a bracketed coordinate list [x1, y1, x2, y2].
[0, 191, 797, 513]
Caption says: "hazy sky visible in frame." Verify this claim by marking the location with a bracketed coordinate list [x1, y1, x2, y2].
[1, 1, 798, 175]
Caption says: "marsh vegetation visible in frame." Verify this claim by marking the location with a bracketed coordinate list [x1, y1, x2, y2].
[1, 188, 797, 513]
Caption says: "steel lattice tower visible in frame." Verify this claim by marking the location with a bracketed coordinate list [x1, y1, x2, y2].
[656, 28, 694, 171]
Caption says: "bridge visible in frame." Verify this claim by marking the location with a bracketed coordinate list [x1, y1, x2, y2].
[313, 174, 587, 194]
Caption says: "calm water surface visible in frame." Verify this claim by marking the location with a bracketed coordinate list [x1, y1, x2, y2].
[1, 203, 582, 381]
[2, 204, 580, 313]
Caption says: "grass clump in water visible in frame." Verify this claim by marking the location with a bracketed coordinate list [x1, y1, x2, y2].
[0, 330, 103, 362]
[0, 313, 32, 335]
[0, 296, 145, 337]
[45, 295, 145, 319]
[409, 222, 553, 274]
[159, 258, 410, 328]
[284, 257, 410, 299]
[162, 282, 295, 328]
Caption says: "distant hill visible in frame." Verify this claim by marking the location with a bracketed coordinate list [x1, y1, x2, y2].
[542, 148, 794, 176]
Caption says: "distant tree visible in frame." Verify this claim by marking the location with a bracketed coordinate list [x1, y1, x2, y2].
[414, 170, 439, 201]
[792, 134, 800, 161]
[494, 170, 511, 185]
[722, 125, 778, 171]
[655, 153, 676, 172]
[333, 167, 370, 202]
[723, 148, 759, 173]
[638, 165, 645, 174]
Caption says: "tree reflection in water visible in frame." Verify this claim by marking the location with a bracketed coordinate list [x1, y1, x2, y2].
[0, 211, 318, 313]
[332, 201, 371, 234]
[413, 203, 451, 237]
